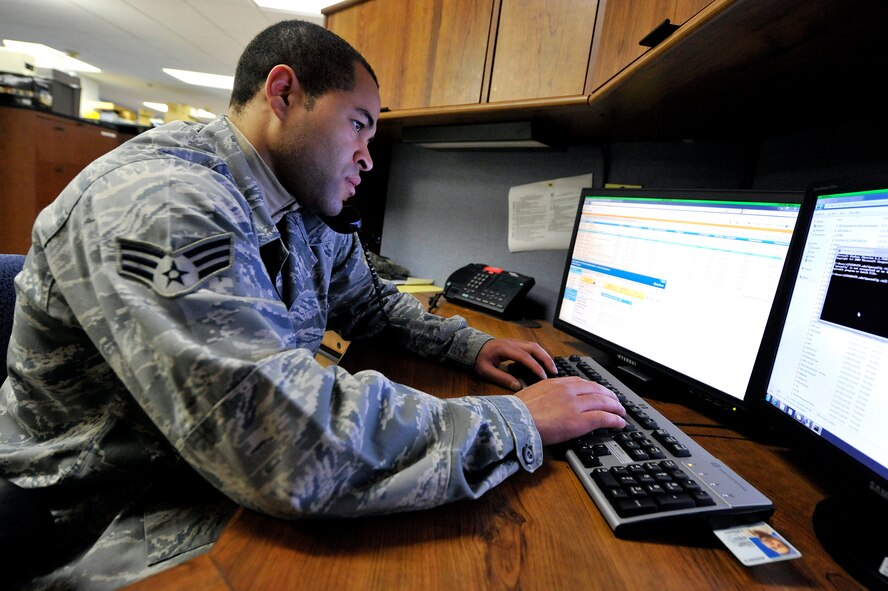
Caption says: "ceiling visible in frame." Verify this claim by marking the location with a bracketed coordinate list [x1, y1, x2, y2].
[0, 0, 327, 116]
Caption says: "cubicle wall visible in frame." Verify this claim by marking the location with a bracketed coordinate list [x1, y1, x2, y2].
[380, 117, 888, 320]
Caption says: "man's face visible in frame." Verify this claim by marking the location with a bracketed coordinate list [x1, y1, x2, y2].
[270, 63, 379, 217]
[760, 535, 790, 555]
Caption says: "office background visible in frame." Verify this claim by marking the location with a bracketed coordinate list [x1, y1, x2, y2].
[3, 0, 886, 327]
[2, 3, 887, 589]
[379, 116, 888, 319]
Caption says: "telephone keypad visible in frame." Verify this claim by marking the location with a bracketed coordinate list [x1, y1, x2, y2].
[458, 272, 515, 311]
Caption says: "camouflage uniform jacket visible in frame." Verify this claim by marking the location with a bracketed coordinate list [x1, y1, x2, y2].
[0, 116, 543, 552]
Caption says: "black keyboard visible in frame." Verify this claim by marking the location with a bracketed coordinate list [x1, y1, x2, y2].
[519, 355, 774, 537]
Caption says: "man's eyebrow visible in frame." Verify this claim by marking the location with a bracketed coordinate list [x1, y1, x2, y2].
[357, 107, 375, 130]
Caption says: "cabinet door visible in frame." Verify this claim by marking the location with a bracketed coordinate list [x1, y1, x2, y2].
[35, 115, 82, 171]
[326, 0, 495, 111]
[74, 126, 122, 166]
[34, 116, 122, 210]
[586, 0, 715, 93]
[488, 0, 599, 102]
[0, 109, 38, 254]
[0, 109, 132, 254]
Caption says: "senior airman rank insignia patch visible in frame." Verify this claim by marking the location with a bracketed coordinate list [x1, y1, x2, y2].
[116, 233, 233, 297]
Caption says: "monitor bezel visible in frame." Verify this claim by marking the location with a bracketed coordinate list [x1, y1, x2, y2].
[748, 172, 888, 497]
[552, 186, 803, 418]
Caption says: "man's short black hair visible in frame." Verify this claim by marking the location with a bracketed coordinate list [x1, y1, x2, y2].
[229, 19, 377, 112]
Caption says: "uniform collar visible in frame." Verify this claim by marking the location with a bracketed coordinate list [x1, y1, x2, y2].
[224, 116, 299, 224]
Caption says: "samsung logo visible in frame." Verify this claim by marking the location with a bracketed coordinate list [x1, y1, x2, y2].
[869, 480, 888, 501]
[617, 354, 636, 366]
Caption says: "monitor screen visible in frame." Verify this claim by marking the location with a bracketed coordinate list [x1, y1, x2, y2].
[754, 174, 888, 588]
[553, 188, 801, 414]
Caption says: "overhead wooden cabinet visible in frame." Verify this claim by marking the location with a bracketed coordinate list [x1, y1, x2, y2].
[0, 108, 136, 254]
[325, 0, 714, 106]
[488, 0, 599, 102]
[585, 0, 716, 93]
[325, 0, 496, 111]
[323, 0, 888, 144]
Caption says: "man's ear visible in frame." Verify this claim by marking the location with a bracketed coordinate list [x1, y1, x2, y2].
[265, 64, 300, 120]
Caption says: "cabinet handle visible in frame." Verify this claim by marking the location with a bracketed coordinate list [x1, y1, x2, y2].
[639, 19, 680, 48]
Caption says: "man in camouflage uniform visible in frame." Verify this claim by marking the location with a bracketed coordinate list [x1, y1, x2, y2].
[0, 20, 626, 589]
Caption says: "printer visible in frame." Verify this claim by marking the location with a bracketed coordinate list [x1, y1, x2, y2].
[0, 47, 36, 76]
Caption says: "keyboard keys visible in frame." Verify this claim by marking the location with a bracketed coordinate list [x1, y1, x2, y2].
[575, 450, 601, 468]
[590, 460, 714, 517]
[689, 490, 716, 506]
[614, 497, 658, 517]
[651, 428, 692, 457]
[654, 493, 696, 512]
[591, 468, 619, 489]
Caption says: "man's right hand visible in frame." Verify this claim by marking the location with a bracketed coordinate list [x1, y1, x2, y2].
[516, 376, 627, 445]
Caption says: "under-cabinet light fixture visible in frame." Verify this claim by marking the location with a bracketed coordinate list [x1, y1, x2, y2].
[401, 122, 561, 150]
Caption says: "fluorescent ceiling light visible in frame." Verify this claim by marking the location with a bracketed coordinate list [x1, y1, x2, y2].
[252, 1, 330, 14]
[163, 68, 233, 90]
[2, 39, 100, 73]
[191, 108, 216, 119]
[143, 101, 169, 113]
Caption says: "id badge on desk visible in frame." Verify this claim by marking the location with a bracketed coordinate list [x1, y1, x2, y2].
[714, 522, 802, 566]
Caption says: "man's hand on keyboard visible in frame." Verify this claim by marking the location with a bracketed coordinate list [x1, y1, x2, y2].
[517, 377, 627, 445]
[474, 338, 557, 391]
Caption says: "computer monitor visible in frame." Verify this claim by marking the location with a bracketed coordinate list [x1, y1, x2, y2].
[553, 187, 801, 417]
[752, 173, 888, 589]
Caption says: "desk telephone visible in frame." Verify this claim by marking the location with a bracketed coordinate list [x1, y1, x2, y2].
[321, 210, 534, 320]
[443, 264, 535, 318]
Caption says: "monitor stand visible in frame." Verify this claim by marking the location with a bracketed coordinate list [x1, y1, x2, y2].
[812, 494, 888, 590]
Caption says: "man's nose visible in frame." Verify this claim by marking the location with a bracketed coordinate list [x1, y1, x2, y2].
[357, 146, 373, 172]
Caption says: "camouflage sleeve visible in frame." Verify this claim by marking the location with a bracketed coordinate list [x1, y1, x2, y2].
[51, 160, 542, 518]
[188, 355, 542, 517]
[326, 235, 494, 369]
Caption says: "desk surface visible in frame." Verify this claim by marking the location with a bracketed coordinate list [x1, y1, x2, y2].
[126, 299, 862, 591]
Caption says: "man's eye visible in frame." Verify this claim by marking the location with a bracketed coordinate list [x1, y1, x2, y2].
[352, 120, 365, 132]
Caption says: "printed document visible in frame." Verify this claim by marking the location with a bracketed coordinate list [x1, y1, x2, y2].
[508, 173, 593, 252]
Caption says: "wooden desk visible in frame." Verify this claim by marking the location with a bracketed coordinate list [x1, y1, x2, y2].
[126, 300, 863, 591]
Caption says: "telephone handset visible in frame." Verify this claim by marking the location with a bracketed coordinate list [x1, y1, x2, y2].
[321, 205, 363, 234]
[443, 263, 535, 318]
[320, 205, 391, 327]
